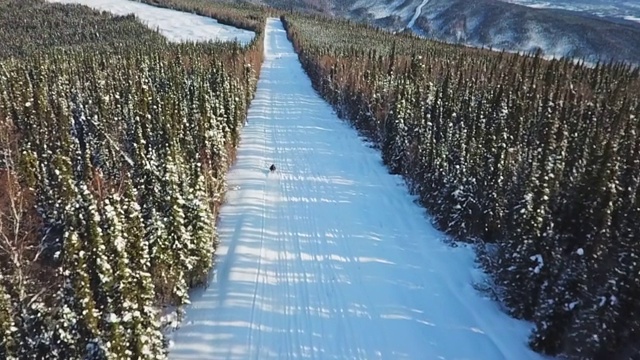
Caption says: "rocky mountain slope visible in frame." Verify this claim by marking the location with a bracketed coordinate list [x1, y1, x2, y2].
[237, 0, 640, 64]
[392, 0, 640, 63]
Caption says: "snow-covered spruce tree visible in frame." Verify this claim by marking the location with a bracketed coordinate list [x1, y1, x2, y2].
[368, 72, 394, 146]
[121, 178, 166, 359]
[606, 108, 640, 359]
[77, 181, 114, 359]
[432, 70, 468, 232]
[411, 79, 442, 208]
[564, 122, 623, 358]
[611, 189, 640, 359]
[382, 79, 410, 175]
[4, 69, 45, 191]
[348, 69, 377, 141]
[403, 81, 431, 196]
[397, 81, 418, 176]
[130, 75, 175, 304]
[208, 99, 230, 182]
[170, 83, 212, 288]
[478, 86, 510, 242]
[182, 76, 203, 164]
[551, 100, 596, 265]
[38, 77, 88, 263]
[184, 164, 216, 288]
[442, 82, 481, 240]
[426, 82, 448, 205]
[68, 98, 119, 354]
[529, 244, 589, 355]
[49, 154, 105, 359]
[159, 157, 191, 317]
[69, 91, 96, 183]
[528, 90, 579, 356]
[99, 194, 130, 359]
[195, 80, 215, 150]
[139, 153, 170, 302]
[54, 230, 110, 360]
[124, 109, 151, 190]
[410, 82, 435, 200]
[433, 110, 459, 231]
[497, 85, 559, 320]
[221, 74, 242, 148]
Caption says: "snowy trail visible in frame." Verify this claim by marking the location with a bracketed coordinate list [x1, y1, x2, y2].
[169, 18, 545, 360]
[407, 0, 430, 29]
[47, 0, 254, 44]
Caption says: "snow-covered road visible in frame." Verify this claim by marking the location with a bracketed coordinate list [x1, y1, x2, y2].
[47, 0, 254, 44]
[168, 18, 544, 360]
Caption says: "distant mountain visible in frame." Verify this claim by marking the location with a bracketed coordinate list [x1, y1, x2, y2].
[344, 0, 640, 64]
[237, 0, 640, 65]
[501, 0, 640, 24]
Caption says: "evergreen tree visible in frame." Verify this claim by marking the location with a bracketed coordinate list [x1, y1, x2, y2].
[162, 159, 191, 314]
[121, 179, 166, 359]
[49, 154, 105, 359]
[99, 194, 130, 359]
[184, 165, 216, 287]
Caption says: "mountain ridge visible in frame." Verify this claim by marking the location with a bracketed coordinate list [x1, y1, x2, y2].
[231, 0, 640, 64]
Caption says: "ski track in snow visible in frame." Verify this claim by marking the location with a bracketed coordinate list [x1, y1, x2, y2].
[168, 18, 546, 360]
[407, 0, 430, 29]
[46, 0, 254, 44]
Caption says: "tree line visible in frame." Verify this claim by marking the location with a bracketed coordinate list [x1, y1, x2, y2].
[282, 13, 640, 359]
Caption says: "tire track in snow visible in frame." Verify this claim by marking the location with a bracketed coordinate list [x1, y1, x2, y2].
[168, 18, 548, 360]
[313, 178, 351, 358]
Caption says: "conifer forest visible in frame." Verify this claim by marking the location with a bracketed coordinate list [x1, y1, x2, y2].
[1, 0, 640, 359]
[0, 0, 264, 358]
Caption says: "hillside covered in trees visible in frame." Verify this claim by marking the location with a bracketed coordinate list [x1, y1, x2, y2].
[1, 0, 640, 359]
[0, 0, 265, 358]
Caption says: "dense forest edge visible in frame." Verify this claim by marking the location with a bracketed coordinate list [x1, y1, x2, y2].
[281, 13, 640, 360]
[0, 0, 265, 358]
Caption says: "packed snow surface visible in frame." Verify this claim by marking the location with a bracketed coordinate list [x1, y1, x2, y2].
[168, 18, 545, 360]
[47, 0, 254, 44]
